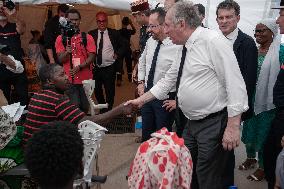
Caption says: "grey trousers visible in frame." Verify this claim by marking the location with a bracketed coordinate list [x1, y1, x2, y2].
[183, 109, 235, 189]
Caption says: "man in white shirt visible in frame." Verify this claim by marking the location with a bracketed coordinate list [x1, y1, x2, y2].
[126, 1, 248, 188]
[216, 0, 258, 121]
[137, 7, 181, 142]
[89, 12, 126, 113]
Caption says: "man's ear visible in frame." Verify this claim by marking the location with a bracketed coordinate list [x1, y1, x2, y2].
[180, 19, 186, 30]
[237, 15, 240, 23]
[47, 79, 54, 85]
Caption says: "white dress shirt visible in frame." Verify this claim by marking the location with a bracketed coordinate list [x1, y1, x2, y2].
[150, 27, 248, 120]
[97, 29, 115, 67]
[138, 37, 182, 98]
[1, 55, 24, 73]
[225, 27, 239, 46]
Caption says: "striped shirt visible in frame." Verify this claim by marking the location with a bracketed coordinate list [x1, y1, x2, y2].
[23, 88, 85, 143]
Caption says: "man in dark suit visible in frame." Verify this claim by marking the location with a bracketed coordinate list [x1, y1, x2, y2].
[216, 0, 258, 184]
[88, 11, 125, 112]
[216, 0, 258, 121]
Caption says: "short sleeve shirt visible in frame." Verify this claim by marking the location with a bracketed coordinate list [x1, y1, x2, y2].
[55, 33, 96, 84]
[23, 88, 85, 143]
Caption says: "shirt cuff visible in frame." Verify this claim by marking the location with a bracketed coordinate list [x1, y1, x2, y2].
[150, 85, 169, 100]
[5, 55, 24, 74]
[227, 103, 249, 117]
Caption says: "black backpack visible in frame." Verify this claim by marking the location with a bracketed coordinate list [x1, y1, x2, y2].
[62, 32, 87, 48]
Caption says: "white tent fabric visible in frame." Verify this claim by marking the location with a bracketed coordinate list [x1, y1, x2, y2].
[13, 0, 282, 52]
[15, 0, 133, 10]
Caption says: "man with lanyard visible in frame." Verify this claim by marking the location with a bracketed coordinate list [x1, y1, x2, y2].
[263, 1, 284, 188]
[55, 8, 95, 114]
[0, 2, 28, 106]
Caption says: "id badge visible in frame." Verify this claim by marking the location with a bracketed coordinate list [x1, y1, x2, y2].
[72, 58, 81, 67]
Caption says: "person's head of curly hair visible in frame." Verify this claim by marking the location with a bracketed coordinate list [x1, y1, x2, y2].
[24, 121, 84, 189]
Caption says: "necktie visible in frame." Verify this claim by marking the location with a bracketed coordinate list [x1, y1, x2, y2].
[176, 46, 187, 93]
[97, 31, 104, 65]
[175, 46, 187, 128]
[146, 41, 162, 91]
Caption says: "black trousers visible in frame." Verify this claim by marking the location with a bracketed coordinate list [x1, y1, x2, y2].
[117, 48, 132, 81]
[66, 84, 89, 114]
[264, 108, 284, 188]
[183, 109, 234, 189]
[0, 72, 28, 106]
[175, 108, 188, 138]
[93, 63, 116, 112]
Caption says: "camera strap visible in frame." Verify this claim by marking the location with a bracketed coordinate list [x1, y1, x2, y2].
[62, 32, 87, 49]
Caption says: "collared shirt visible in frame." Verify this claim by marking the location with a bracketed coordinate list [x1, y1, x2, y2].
[225, 27, 239, 46]
[97, 29, 115, 67]
[23, 87, 85, 143]
[150, 27, 248, 120]
[55, 33, 96, 84]
[0, 55, 24, 73]
[138, 37, 182, 97]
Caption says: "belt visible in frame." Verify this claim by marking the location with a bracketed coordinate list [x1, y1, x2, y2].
[200, 108, 227, 121]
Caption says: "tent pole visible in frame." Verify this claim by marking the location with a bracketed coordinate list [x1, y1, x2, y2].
[205, 0, 210, 27]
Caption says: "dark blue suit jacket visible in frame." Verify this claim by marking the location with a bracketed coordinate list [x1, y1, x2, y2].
[233, 29, 258, 120]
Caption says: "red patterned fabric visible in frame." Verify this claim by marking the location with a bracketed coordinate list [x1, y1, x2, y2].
[128, 127, 193, 189]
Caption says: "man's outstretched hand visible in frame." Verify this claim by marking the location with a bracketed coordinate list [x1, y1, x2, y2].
[124, 98, 144, 109]
[118, 102, 138, 116]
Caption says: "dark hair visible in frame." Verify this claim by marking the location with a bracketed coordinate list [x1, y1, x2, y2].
[150, 7, 166, 24]
[25, 121, 84, 188]
[57, 4, 69, 14]
[194, 4, 205, 17]
[216, 0, 240, 16]
[138, 9, 150, 17]
[38, 63, 60, 85]
[122, 17, 129, 25]
[66, 8, 81, 19]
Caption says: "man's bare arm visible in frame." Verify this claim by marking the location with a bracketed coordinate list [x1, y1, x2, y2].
[78, 103, 134, 125]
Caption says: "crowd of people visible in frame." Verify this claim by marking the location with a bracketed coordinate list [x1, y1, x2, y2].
[0, 0, 283, 188]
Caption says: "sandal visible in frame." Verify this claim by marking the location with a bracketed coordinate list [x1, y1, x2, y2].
[238, 158, 257, 170]
[247, 168, 265, 181]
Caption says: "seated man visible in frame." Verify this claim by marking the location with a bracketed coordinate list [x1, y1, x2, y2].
[25, 121, 83, 189]
[22, 63, 133, 144]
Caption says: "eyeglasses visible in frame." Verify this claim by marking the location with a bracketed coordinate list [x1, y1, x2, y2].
[254, 28, 269, 34]
[147, 24, 161, 29]
[97, 20, 107, 23]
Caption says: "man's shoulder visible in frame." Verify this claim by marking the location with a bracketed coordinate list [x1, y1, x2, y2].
[199, 28, 225, 43]
[107, 28, 121, 36]
[237, 30, 255, 44]
[89, 28, 98, 33]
